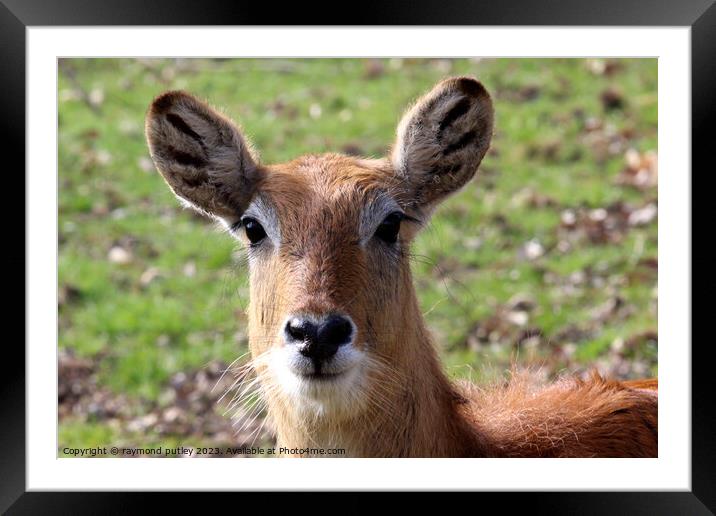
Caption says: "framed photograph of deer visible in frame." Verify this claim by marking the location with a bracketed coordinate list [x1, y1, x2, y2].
[9, 0, 712, 513]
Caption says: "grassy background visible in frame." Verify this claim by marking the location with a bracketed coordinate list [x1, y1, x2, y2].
[58, 58, 657, 456]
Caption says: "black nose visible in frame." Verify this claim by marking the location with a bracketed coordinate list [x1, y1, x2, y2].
[285, 315, 354, 361]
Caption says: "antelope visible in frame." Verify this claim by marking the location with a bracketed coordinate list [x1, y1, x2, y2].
[145, 77, 658, 457]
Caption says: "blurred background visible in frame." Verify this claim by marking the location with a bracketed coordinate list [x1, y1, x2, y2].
[58, 58, 657, 456]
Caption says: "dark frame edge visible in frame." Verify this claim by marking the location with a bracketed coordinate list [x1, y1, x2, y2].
[3, 492, 715, 515]
[692, 1, 716, 513]
[0, 0, 715, 25]
[0, 0, 26, 514]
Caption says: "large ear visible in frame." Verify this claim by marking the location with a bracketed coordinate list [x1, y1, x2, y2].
[391, 77, 494, 209]
[145, 91, 260, 223]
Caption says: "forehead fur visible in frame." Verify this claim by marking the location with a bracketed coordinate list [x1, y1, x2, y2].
[261, 154, 398, 198]
[257, 154, 407, 213]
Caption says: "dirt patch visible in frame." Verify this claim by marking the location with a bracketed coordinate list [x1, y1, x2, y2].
[59, 348, 275, 456]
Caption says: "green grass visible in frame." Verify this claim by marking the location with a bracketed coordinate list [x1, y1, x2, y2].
[58, 58, 657, 451]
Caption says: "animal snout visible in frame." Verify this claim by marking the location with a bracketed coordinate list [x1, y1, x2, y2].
[284, 314, 354, 361]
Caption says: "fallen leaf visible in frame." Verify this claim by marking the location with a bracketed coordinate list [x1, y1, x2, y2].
[107, 246, 132, 264]
[600, 87, 625, 111]
[139, 267, 161, 287]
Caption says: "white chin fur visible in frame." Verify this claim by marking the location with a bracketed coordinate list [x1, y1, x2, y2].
[269, 345, 367, 418]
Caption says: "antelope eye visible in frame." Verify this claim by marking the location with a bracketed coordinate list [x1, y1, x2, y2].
[375, 212, 403, 244]
[241, 217, 267, 245]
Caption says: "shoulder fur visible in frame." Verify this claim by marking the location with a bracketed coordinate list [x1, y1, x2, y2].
[457, 371, 658, 457]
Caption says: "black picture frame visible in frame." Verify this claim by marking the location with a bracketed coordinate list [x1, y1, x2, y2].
[2, 1, 711, 513]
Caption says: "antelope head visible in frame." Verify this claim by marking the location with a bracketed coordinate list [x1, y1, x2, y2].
[146, 77, 493, 427]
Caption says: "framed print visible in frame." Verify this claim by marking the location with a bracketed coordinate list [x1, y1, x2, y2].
[3, 0, 713, 513]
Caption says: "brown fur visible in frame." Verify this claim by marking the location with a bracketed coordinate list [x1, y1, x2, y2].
[146, 77, 658, 458]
